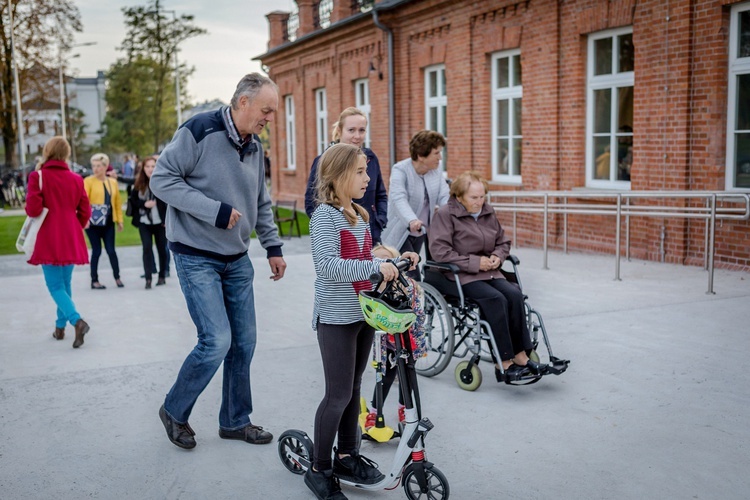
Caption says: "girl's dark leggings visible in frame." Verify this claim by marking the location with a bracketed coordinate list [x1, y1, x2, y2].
[313, 320, 374, 472]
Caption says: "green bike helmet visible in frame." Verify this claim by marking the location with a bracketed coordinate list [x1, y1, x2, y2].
[359, 291, 416, 334]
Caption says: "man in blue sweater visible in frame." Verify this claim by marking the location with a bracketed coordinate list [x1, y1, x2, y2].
[151, 73, 286, 450]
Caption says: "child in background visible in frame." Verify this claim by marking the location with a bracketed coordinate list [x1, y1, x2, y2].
[365, 244, 427, 430]
[307, 143, 418, 500]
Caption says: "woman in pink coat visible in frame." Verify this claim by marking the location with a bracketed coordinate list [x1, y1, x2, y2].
[25, 137, 92, 348]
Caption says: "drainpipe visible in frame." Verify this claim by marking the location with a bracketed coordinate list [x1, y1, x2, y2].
[372, 8, 395, 167]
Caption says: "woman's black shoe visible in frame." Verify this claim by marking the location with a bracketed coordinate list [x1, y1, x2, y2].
[304, 468, 347, 500]
[524, 359, 548, 375]
[156, 278, 166, 286]
[91, 282, 106, 290]
[115, 279, 124, 288]
[503, 363, 531, 382]
[145, 280, 152, 290]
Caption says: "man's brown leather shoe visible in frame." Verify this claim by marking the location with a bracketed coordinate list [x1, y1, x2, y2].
[72, 319, 89, 348]
[53, 327, 65, 340]
[159, 405, 196, 449]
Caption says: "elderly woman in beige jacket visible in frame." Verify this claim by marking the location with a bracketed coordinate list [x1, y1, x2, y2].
[428, 171, 548, 382]
[380, 130, 449, 280]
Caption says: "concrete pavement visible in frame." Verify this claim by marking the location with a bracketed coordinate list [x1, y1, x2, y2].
[1, 237, 749, 499]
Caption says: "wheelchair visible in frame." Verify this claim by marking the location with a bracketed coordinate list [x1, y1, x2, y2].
[414, 255, 569, 390]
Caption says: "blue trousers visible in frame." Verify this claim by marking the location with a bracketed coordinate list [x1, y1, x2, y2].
[163, 253, 258, 430]
[41, 265, 81, 328]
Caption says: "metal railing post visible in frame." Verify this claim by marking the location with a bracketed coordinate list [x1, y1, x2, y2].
[625, 197, 631, 261]
[543, 193, 549, 270]
[615, 193, 622, 281]
[707, 194, 717, 295]
[563, 197, 568, 254]
[513, 194, 518, 249]
[704, 197, 710, 270]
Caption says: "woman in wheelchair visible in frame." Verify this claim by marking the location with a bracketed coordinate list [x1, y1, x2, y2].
[428, 172, 547, 381]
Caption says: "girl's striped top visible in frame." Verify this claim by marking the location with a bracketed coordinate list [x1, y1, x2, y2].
[310, 203, 384, 329]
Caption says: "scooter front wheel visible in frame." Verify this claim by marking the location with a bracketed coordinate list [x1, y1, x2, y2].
[277, 429, 313, 475]
[403, 463, 450, 499]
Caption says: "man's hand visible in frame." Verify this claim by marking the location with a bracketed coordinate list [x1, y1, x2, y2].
[227, 209, 242, 230]
[269, 256, 287, 281]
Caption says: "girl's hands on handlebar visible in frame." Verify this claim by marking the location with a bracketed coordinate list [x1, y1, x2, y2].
[379, 261, 399, 282]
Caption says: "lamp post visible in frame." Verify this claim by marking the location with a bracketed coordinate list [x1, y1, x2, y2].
[59, 42, 96, 141]
[146, 8, 182, 127]
[7, 3, 25, 167]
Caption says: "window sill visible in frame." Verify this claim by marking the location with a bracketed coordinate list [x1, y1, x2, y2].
[280, 168, 297, 176]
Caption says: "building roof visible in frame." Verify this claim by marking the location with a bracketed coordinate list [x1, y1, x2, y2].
[254, 0, 415, 61]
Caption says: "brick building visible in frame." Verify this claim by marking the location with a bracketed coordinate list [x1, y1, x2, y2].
[256, 0, 750, 270]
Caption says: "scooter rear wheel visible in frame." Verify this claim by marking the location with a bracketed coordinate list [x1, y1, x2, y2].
[403, 463, 450, 500]
[277, 430, 313, 475]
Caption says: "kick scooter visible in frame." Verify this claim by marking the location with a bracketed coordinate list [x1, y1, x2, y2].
[278, 259, 450, 499]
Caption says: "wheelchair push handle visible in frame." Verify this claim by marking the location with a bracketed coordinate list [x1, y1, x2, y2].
[369, 257, 414, 288]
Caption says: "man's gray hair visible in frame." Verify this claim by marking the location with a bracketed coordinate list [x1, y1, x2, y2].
[230, 73, 278, 109]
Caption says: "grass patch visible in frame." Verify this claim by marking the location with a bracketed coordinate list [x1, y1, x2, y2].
[0, 203, 310, 256]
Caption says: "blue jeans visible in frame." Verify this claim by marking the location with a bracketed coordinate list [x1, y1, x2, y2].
[164, 252, 257, 430]
[41, 265, 81, 328]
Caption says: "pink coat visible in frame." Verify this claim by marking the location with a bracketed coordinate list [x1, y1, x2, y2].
[428, 197, 511, 285]
[25, 160, 91, 266]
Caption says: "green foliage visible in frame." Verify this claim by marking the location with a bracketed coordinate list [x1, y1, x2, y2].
[102, 0, 206, 156]
[0, 215, 24, 255]
[102, 55, 179, 157]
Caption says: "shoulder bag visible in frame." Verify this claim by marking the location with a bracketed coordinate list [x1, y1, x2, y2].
[90, 179, 112, 226]
[16, 172, 49, 258]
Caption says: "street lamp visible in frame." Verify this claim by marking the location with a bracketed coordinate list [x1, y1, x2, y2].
[146, 8, 182, 127]
[59, 41, 97, 141]
[6, 3, 25, 167]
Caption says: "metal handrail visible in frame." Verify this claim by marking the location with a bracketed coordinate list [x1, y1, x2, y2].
[487, 191, 750, 294]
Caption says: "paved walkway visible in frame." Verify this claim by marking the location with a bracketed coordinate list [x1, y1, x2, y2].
[1, 238, 749, 499]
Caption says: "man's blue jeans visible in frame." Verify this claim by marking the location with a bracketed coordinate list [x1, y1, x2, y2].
[41, 265, 81, 328]
[164, 252, 257, 430]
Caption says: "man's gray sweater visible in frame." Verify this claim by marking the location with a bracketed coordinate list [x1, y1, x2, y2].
[150, 108, 282, 259]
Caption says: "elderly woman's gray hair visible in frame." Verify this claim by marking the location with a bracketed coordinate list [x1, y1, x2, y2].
[230, 73, 279, 109]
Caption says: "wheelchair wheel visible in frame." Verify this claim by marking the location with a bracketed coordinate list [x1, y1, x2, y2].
[403, 463, 450, 500]
[277, 430, 313, 475]
[454, 360, 482, 391]
[415, 283, 455, 377]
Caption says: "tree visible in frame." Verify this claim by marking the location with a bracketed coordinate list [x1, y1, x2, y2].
[103, 0, 205, 154]
[102, 55, 183, 157]
[0, 0, 81, 166]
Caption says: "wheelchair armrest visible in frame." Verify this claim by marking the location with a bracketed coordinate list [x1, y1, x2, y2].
[423, 260, 460, 273]
[506, 254, 520, 266]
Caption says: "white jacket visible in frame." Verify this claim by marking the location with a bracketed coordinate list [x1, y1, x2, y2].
[381, 158, 450, 250]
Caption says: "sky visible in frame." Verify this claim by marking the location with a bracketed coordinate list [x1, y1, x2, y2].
[72, 0, 296, 105]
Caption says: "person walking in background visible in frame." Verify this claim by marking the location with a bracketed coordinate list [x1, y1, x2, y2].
[25, 137, 92, 348]
[151, 73, 286, 450]
[129, 156, 167, 289]
[122, 154, 135, 180]
[84, 153, 124, 290]
[304, 107, 388, 244]
[380, 130, 449, 280]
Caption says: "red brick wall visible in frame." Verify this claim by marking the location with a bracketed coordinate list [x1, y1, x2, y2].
[260, 0, 750, 271]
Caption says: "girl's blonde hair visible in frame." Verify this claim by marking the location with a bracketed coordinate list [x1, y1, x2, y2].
[90, 152, 110, 166]
[331, 107, 367, 143]
[315, 143, 369, 226]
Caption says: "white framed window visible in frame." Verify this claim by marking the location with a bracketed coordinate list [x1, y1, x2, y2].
[491, 50, 523, 183]
[425, 64, 447, 171]
[285, 95, 296, 170]
[355, 78, 371, 149]
[727, 2, 750, 190]
[586, 27, 634, 188]
[315, 88, 328, 155]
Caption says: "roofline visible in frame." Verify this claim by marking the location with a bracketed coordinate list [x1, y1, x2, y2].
[253, 0, 414, 61]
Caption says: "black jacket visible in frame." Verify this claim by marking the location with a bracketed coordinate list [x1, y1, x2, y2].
[129, 186, 167, 227]
[304, 146, 388, 244]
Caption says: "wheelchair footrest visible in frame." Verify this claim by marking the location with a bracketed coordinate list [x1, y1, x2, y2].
[546, 356, 570, 375]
